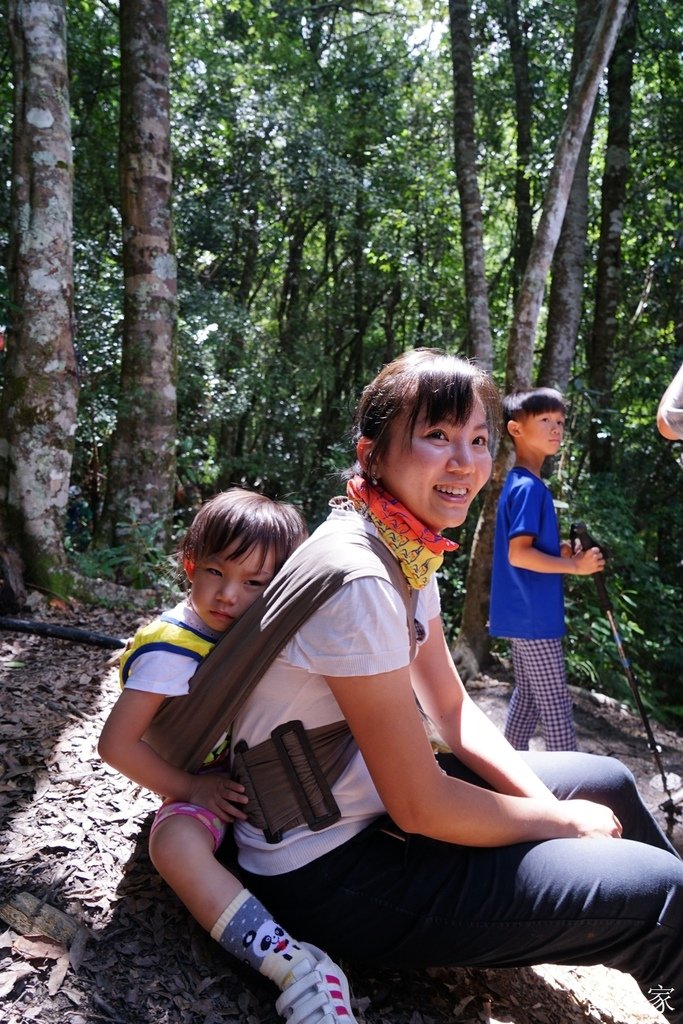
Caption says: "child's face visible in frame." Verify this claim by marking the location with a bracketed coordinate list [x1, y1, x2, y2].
[186, 543, 276, 633]
[508, 410, 565, 458]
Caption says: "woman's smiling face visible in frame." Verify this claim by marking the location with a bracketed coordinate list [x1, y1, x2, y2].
[362, 399, 493, 534]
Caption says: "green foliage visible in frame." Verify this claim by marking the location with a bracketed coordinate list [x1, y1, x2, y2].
[8, 0, 680, 723]
[69, 517, 179, 597]
[561, 475, 683, 725]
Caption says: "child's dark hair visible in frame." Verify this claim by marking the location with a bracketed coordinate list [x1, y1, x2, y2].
[503, 387, 566, 424]
[352, 347, 501, 482]
[181, 488, 307, 577]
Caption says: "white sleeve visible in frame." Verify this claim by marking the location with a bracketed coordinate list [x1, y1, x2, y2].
[124, 649, 197, 696]
[659, 361, 683, 438]
[422, 573, 441, 621]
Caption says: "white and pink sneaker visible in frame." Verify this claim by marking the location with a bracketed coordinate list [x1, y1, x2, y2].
[275, 943, 357, 1024]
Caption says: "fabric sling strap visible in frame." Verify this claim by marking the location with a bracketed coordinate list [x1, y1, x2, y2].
[144, 517, 417, 840]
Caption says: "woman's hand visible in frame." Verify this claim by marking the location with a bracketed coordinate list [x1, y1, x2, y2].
[556, 798, 623, 839]
[325, 616, 625, 848]
[186, 773, 249, 823]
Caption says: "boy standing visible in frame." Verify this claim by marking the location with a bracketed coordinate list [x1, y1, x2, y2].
[489, 388, 605, 751]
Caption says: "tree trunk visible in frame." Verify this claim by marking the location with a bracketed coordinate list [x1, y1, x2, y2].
[539, 0, 598, 393]
[508, 0, 630, 391]
[587, 2, 636, 473]
[97, 0, 177, 549]
[456, 0, 630, 675]
[453, 449, 512, 679]
[503, 0, 534, 304]
[448, 0, 493, 370]
[1, 0, 78, 590]
[455, 0, 534, 675]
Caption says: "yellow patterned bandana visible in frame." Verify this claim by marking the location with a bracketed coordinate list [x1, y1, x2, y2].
[346, 476, 458, 590]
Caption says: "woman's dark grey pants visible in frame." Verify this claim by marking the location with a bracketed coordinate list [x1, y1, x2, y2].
[240, 752, 683, 1024]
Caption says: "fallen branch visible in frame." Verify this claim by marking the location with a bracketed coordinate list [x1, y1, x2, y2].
[0, 616, 125, 649]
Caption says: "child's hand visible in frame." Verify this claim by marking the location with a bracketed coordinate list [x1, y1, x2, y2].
[570, 542, 606, 576]
[560, 540, 573, 559]
[186, 773, 249, 823]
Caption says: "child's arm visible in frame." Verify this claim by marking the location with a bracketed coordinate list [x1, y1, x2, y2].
[508, 534, 604, 576]
[98, 688, 247, 822]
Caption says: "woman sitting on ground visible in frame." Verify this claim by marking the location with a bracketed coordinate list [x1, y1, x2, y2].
[226, 348, 683, 1023]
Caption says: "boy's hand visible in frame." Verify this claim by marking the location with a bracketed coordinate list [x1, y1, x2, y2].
[570, 542, 606, 576]
[186, 773, 249, 823]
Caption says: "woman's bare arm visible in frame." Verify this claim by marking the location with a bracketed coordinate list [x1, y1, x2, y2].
[324, 621, 621, 846]
[410, 617, 556, 801]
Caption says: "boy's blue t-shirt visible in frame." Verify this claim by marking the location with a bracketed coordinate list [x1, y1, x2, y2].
[489, 466, 566, 639]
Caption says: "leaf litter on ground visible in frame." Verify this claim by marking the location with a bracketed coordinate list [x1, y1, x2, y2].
[1, 591, 681, 1024]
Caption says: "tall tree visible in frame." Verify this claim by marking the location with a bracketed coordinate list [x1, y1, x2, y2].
[0, 0, 78, 590]
[507, 0, 630, 391]
[448, 0, 493, 369]
[586, 2, 637, 473]
[539, 0, 599, 393]
[97, 0, 177, 548]
[456, 0, 631, 673]
[502, 0, 534, 305]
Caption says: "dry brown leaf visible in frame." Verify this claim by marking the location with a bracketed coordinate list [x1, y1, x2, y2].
[47, 952, 70, 995]
[12, 934, 67, 961]
[0, 962, 36, 998]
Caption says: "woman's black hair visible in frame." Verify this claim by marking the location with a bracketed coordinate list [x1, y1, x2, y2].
[181, 488, 307, 576]
[352, 348, 501, 482]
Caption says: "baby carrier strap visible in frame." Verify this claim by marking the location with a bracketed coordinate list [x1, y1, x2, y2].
[143, 518, 417, 785]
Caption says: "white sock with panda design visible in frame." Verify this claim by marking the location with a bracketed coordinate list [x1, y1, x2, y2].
[210, 889, 311, 989]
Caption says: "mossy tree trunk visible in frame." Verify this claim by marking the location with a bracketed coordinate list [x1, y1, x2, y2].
[0, 0, 77, 594]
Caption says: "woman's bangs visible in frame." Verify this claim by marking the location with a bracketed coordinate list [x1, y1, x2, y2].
[412, 370, 475, 429]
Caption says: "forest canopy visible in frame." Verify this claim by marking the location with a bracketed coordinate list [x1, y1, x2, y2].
[0, 0, 682, 723]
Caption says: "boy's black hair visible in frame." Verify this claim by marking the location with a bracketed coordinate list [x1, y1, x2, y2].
[503, 387, 565, 424]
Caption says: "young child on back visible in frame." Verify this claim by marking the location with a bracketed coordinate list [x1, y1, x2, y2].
[488, 389, 605, 751]
[99, 488, 357, 1024]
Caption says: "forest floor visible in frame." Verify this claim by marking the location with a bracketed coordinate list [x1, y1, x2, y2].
[1, 588, 682, 1024]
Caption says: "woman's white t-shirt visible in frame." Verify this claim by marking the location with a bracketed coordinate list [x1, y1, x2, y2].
[233, 511, 441, 875]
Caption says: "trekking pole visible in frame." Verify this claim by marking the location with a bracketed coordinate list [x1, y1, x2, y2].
[570, 522, 679, 836]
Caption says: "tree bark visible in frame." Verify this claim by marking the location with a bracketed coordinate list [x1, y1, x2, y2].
[539, 0, 599, 393]
[503, 0, 534, 305]
[507, 0, 630, 391]
[1, 0, 78, 588]
[448, 0, 493, 370]
[587, 2, 636, 473]
[97, 0, 177, 548]
[456, 0, 630, 674]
